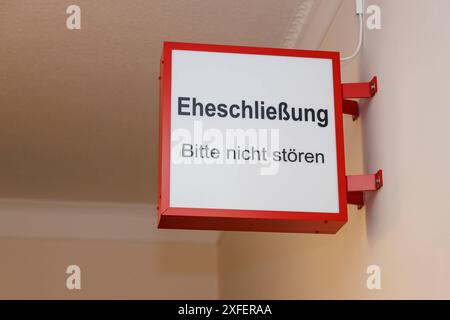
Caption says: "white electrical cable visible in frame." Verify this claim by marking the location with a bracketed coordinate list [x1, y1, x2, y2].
[340, 13, 363, 62]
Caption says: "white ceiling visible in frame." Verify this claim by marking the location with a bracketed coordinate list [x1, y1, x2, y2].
[0, 0, 342, 242]
[0, 0, 306, 203]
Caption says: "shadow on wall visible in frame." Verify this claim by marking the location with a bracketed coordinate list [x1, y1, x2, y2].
[359, 82, 401, 247]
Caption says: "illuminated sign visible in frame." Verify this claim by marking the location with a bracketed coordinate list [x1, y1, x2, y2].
[158, 42, 347, 234]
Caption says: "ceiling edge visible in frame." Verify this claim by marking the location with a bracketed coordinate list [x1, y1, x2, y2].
[0, 198, 220, 244]
[281, 0, 343, 50]
[280, 0, 315, 48]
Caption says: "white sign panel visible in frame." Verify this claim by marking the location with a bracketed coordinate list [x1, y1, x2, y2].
[168, 48, 341, 214]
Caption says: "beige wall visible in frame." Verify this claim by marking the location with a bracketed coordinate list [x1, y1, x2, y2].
[0, 238, 218, 299]
[219, 0, 450, 299]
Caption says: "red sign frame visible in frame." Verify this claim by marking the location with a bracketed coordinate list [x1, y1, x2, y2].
[158, 41, 347, 234]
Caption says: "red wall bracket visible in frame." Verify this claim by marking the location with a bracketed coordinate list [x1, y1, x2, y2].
[342, 99, 359, 120]
[342, 76, 378, 120]
[343, 78, 382, 209]
[342, 76, 378, 98]
[347, 170, 383, 209]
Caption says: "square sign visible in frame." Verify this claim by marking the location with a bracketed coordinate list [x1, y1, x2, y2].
[158, 42, 347, 234]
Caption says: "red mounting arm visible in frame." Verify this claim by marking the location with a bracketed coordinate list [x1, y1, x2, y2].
[341, 76, 378, 120]
[342, 99, 359, 120]
[347, 170, 383, 209]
